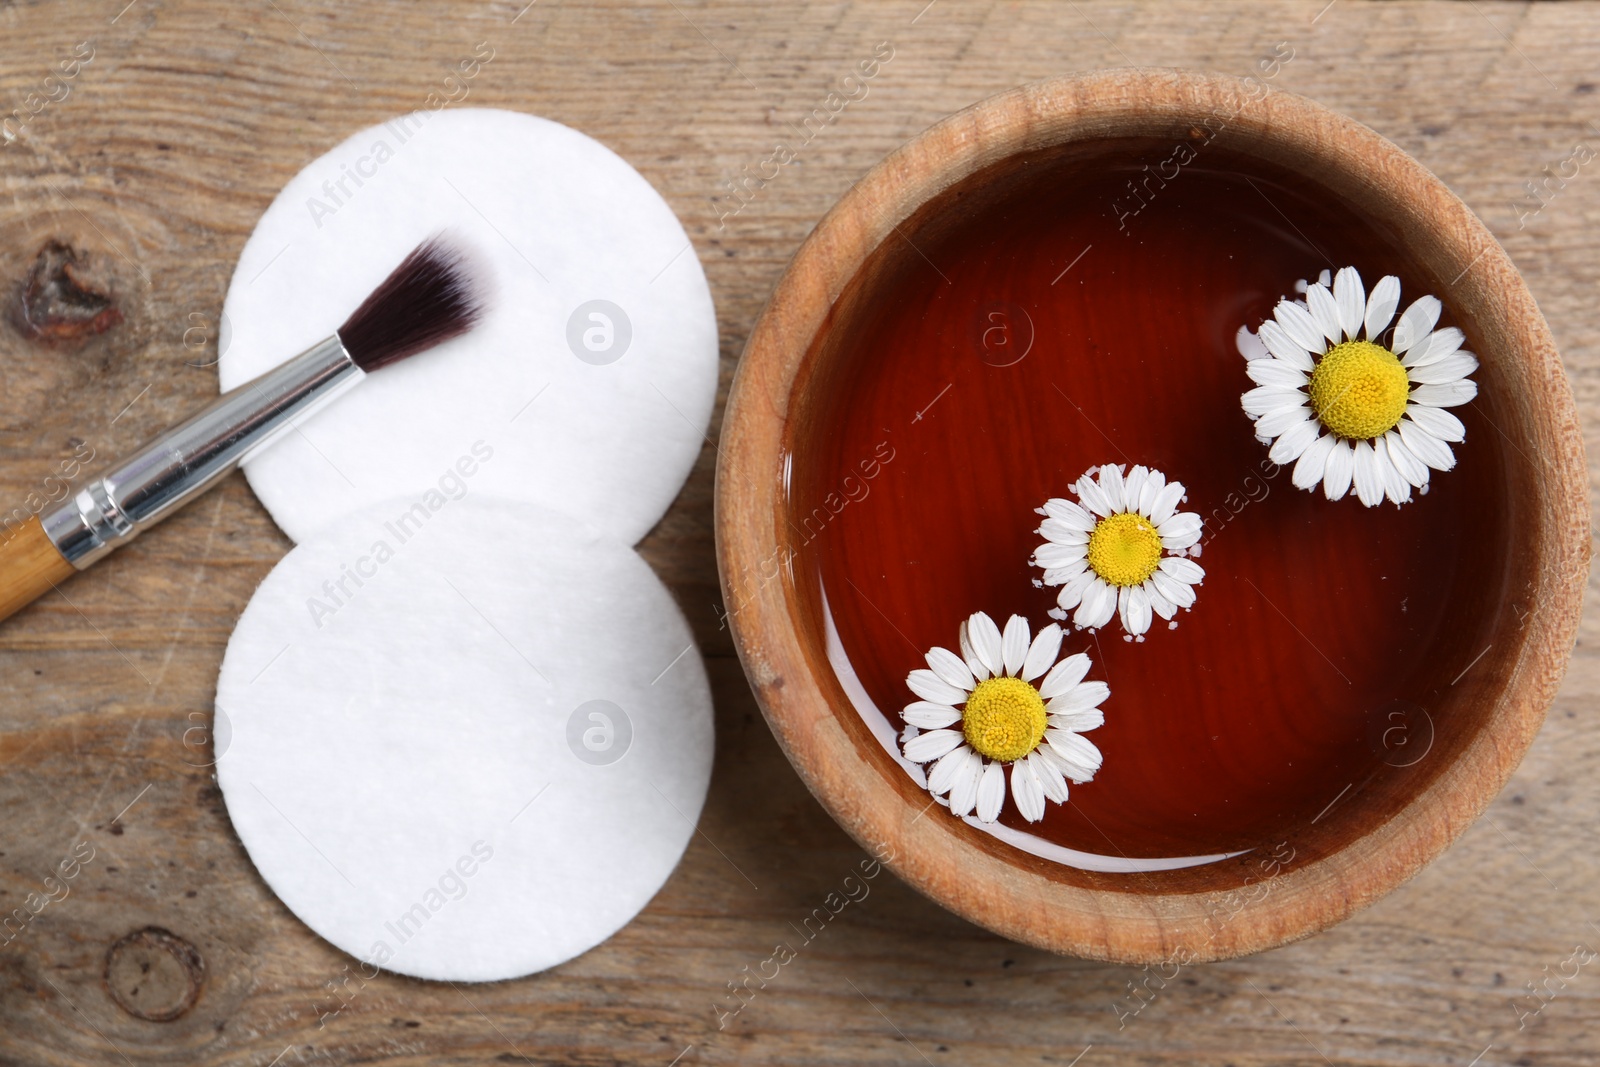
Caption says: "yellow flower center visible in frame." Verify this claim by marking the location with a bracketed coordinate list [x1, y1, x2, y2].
[1086, 512, 1163, 587]
[962, 677, 1048, 762]
[1307, 340, 1410, 441]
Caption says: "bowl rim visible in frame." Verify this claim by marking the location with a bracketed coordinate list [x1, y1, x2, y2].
[714, 68, 1590, 963]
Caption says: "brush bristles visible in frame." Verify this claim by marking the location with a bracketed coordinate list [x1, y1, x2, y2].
[337, 235, 487, 372]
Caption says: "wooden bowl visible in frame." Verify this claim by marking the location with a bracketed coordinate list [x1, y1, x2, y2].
[715, 69, 1588, 962]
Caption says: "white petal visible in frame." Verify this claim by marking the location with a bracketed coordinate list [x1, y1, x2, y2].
[1043, 561, 1088, 586]
[927, 746, 970, 794]
[1010, 760, 1046, 823]
[1038, 652, 1092, 700]
[1051, 707, 1105, 733]
[1398, 329, 1437, 367]
[1033, 742, 1072, 779]
[1150, 568, 1195, 609]
[907, 669, 966, 705]
[1054, 570, 1096, 611]
[1255, 404, 1312, 440]
[1021, 624, 1063, 682]
[1123, 583, 1153, 636]
[1351, 439, 1384, 507]
[1411, 379, 1478, 409]
[1098, 464, 1127, 513]
[1158, 512, 1202, 550]
[1049, 681, 1113, 713]
[1236, 324, 1270, 360]
[1291, 432, 1337, 490]
[1148, 480, 1186, 525]
[1405, 403, 1466, 443]
[1089, 581, 1120, 628]
[1037, 539, 1089, 566]
[1246, 358, 1310, 389]
[1123, 466, 1149, 516]
[1145, 580, 1177, 620]
[1403, 326, 1465, 369]
[1391, 295, 1442, 354]
[1000, 615, 1030, 676]
[1164, 511, 1203, 537]
[1373, 436, 1411, 505]
[1039, 553, 1088, 580]
[1157, 508, 1202, 539]
[1045, 730, 1103, 782]
[903, 728, 963, 762]
[1241, 385, 1309, 418]
[1408, 351, 1478, 386]
[1382, 429, 1429, 488]
[925, 646, 975, 691]
[1039, 518, 1090, 544]
[1158, 555, 1204, 586]
[1306, 282, 1343, 345]
[1364, 274, 1401, 339]
[1322, 438, 1354, 500]
[1074, 579, 1116, 630]
[903, 701, 962, 729]
[1267, 416, 1322, 464]
[958, 618, 989, 681]
[1136, 471, 1165, 518]
[1257, 319, 1315, 371]
[1076, 472, 1116, 518]
[1043, 498, 1097, 531]
[1034, 542, 1088, 569]
[947, 750, 982, 817]
[1028, 751, 1070, 804]
[967, 612, 1004, 676]
[1274, 299, 1327, 355]
[1333, 266, 1365, 339]
[1398, 417, 1457, 471]
[975, 761, 1006, 823]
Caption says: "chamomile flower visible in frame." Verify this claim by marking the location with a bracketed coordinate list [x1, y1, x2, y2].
[901, 612, 1107, 824]
[1239, 265, 1478, 507]
[1031, 464, 1204, 639]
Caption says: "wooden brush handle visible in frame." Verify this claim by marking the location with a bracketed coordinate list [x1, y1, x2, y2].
[0, 515, 76, 621]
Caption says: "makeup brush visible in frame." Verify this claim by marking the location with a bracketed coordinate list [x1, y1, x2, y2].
[0, 234, 487, 622]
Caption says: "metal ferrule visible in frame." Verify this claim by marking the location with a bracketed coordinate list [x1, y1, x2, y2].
[42, 336, 363, 568]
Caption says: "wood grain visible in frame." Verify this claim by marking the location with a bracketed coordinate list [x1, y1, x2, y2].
[0, 516, 76, 622]
[2, 1, 1599, 1064]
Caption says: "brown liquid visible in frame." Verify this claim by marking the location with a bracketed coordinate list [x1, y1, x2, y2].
[787, 140, 1509, 862]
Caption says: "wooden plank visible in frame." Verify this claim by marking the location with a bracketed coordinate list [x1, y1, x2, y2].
[1, 1, 1597, 1063]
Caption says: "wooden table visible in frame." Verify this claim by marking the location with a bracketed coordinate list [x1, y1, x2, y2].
[2, 2, 1597, 1063]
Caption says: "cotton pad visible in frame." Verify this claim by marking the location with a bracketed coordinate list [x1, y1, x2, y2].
[214, 495, 713, 981]
[219, 107, 717, 546]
